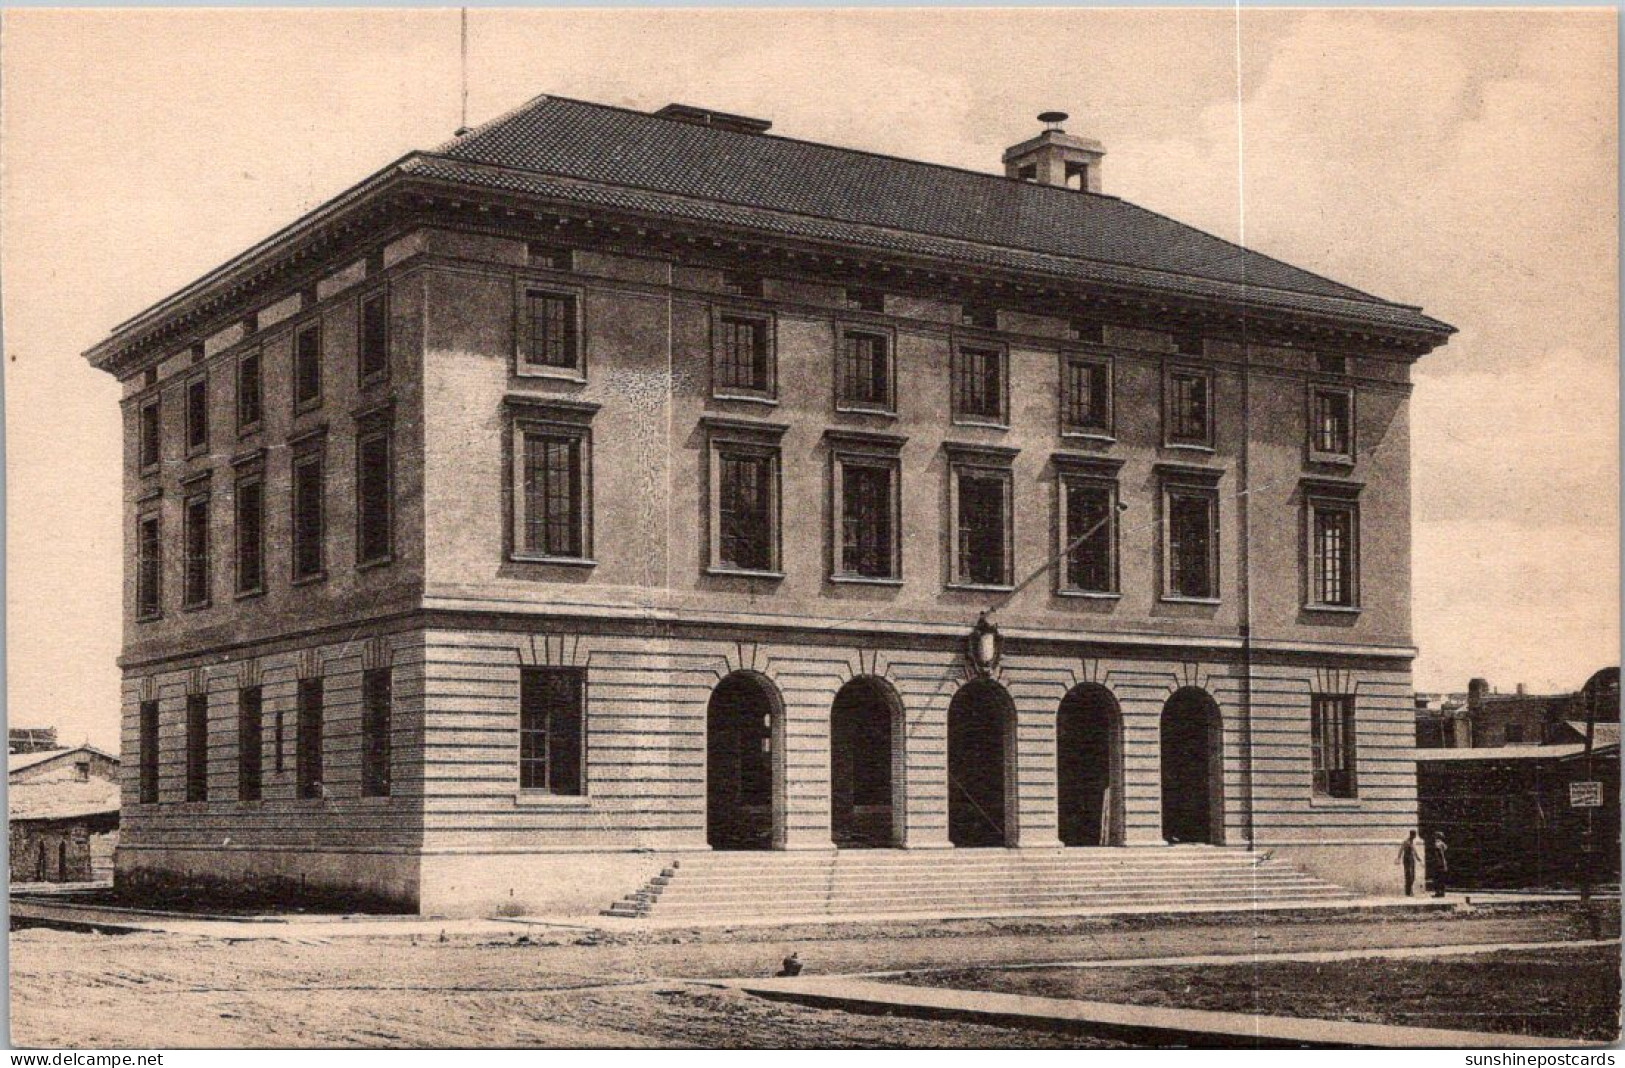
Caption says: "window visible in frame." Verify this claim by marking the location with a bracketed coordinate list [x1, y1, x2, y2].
[1311, 694, 1358, 798]
[138, 699, 160, 804]
[1060, 475, 1118, 595]
[519, 667, 585, 795]
[832, 448, 900, 581]
[1165, 484, 1218, 600]
[238, 686, 263, 802]
[954, 343, 1006, 424]
[847, 287, 885, 313]
[185, 693, 208, 802]
[1504, 723, 1525, 745]
[961, 303, 997, 330]
[527, 242, 573, 271]
[1310, 386, 1354, 461]
[1166, 367, 1212, 446]
[1062, 356, 1112, 436]
[713, 312, 774, 397]
[136, 512, 162, 620]
[185, 374, 209, 454]
[1175, 332, 1204, 356]
[234, 468, 264, 596]
[515, 429, 588, 560]
[182, 488, 211, 608]
[236, 351, 262, 432]
[290, 446, 325, 580]
[73, 759, 90, 783]
[356, 422, 393, 566]
[1316, 352, 1350, 375]
[721, 271, 764, 298]
[361, 668, 391, 798]
[947, 450, 1015, 588]
[519, 289, 581, 373]
[296, 678, 323, 799]
[1070, 318, 1105, 344]
[717, 449, 778, 572]
[1309, 499, 1359, 608]
[293, 323, 322, 410]
[836, 327, 893, 411]
[139, 397, 161, 471]
[358, 291, 389, 383]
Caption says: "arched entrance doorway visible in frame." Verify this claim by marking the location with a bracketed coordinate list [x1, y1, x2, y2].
[1160, 686, 1224, 844]
[948, 678, 1014, 847]
[830, 677, 903, 848]
[1057, 683, 1124, 847]
[706, 672, 781, 850]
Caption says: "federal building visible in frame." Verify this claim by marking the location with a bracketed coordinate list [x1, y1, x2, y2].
[84, 96, 1453, 916]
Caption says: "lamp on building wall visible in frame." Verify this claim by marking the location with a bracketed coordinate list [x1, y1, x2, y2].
[967, 612, 1002, 677]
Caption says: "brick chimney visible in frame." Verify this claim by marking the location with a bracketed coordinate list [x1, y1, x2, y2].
[1003, 112, 1104, 193]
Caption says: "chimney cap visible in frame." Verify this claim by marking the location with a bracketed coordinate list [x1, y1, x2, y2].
[1037, 111, 1069, 130]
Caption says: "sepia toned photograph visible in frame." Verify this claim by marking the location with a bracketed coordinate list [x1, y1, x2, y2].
[2, 5, 1619, 1050]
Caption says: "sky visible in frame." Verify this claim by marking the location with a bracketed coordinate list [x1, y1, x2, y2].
[2, 8, 1617, 749]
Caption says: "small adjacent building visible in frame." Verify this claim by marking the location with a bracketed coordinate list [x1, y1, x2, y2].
[9, 745, 122, 883]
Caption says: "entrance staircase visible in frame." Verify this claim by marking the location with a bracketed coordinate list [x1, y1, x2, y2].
[603, 846, 1359, 922]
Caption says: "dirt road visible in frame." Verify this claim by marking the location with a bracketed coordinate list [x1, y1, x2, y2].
[10, 903, 1617, 1048]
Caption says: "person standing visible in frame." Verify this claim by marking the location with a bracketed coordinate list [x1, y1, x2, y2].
[1397, 830, 1422, 896]
[1427, 831, 1449, 898]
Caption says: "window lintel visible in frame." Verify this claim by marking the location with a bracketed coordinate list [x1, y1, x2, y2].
[1154, 461, 1223, 485]
[1052, 452, 1124, 476]
[944, 441, 1019, 466]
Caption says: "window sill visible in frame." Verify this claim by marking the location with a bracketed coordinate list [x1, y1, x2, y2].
[1163, 442, 1215, 454]
[234, 587, 266, 602]
[711, 392, 779, 406]
[1160, 595, 1221, 605]
[236, 423, 262, 440]
[1057, 589, 1122, 600]
[830, 574, 903, 587]
[511, 554, 597, 568]
[357, 555, 396, 573]
[290, 571, 328, 588]
[946, 581, 1015, 594]
[181, 600, 213, 613]
[1308, 452, 1356, 467]
[835, 404, 898, 419]
[1304, 604, 1362, 615]
[515, 366, 587, 384]
[1062, 430, 1116, 444]
[139, 466, 161, 479]
[706, 566, 785, 580]
[514, 791, 591, 808]
[135, 613, 163, 624]
[358, 371, 391, 391]
[293, 400, 324, 417]
[184, 445, 209, 460]
[952, 417, 1009, 431]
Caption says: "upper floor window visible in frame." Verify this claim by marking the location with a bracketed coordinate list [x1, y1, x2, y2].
[182, 485, 211, 609]
[836, 326, 894, 412]
[1162, 473, 1219, 601]
[358, 290, 389, 384]
[1058, 464, 1120, 596]
[1062, 355, 1112, 437]
[293, 323, 323, 411]
[516, 427, 588, 561]
[185, 374, 209, 455]
[1070, 318, 1105, 344]
[519, 289, 582, 375]
[1165, 365, 1213, 448]
[947, 446, 1016, 588]
[961, 303, 998, 330]
[712, 311, 775, 398]
[846, 287, 885, 314]
[1310, 386, 1355, 462]
[1308, 496, 1359, 609]
[528, 242, 573, 271]
[1316, 352, 1350, 375]
[356, 417, 393, 567]
[828, 432, 904, 583]
[716, 449, 778, 573]
[136, 511, 162, 620]
[520, 667, 586, 796]
[290, 441, 326, 582]
[138, 699, 160, 804]
[721, 270, 764, 299]
[234, 465, 265, 597]
[1174, 331, 1205, 356]
[236, 351, 262, 433]
[138, 396, 161, 472]
[1311, 694, 1358, 798]
[954, 342, 1007, 425]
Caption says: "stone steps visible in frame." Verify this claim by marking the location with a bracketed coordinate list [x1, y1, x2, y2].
[604, 846, 1359, 921]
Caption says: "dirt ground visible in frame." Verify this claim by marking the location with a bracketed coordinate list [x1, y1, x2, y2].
[888, 944, 1622, 1041]
[9, 903, 1619, 1048]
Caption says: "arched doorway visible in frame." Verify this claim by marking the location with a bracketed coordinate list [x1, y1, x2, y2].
[1160, 687, 1224, 844]
[948, 678, 1015, 847]
[1057, 683, 1124, 847]
[706, 672, 781, 850]
[830, 677, 904, 848]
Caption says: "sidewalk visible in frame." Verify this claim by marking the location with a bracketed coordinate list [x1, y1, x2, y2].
[724, 974, 1598, 1048]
